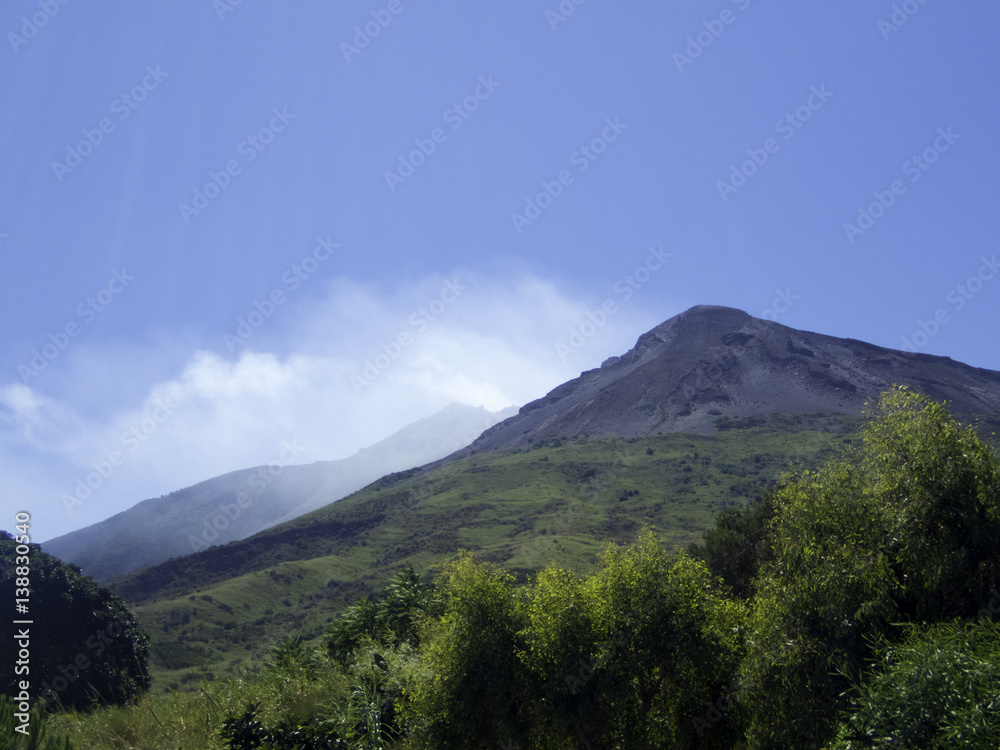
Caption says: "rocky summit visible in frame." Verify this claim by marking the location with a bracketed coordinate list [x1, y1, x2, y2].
[457, 305, 1000, 453]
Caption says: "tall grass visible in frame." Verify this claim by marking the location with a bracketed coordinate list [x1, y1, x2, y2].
[47, 649, 354, 750]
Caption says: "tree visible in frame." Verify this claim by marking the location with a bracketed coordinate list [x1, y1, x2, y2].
[739, 387, 1000, 748]
[832, 621, 1000, 749]
[575, 533, 745, 749]
[400, 551, 528, 749]
[860, 389, 1000, 620]
[690, 490, 777, 600]
[518, 564, 600, 749]
[323, 565, 444, 745]
[0, 533, 150, 710]
[515, 531, 746, 749]
[326, 564, 441, 664]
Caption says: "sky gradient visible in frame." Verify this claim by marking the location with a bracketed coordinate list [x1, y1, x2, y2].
[1, 0, 998, 540]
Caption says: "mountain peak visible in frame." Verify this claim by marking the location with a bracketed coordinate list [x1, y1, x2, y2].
[630, 305, 754, 351]
[455, 305, 1000, 454]
[675, 303, 751, 318]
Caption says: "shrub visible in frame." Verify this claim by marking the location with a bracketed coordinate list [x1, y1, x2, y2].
[740, 387, 1000, 748]
[0, 534, 150, 710]
[832, 621, 1000, 748]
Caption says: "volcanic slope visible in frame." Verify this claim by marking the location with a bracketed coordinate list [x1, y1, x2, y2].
[452, 304, 1000, 456]
[43, 403, 514, 583]
[106, 305, 1000, 683]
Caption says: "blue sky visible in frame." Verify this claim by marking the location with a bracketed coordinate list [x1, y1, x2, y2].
[1, 0, 998, 541]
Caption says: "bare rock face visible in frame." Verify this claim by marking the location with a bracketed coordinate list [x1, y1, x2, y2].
[458, 305, 1000, 453]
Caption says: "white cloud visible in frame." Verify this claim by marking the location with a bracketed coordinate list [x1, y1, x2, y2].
[0, 270, 659, 541]
[0, 383, 95, 456]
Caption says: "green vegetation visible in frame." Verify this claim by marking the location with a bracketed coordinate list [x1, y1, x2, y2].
[116, 419, 856, 604]
[0, 534, 149, 712]
[47, 651, 356, 750]
[736, 389, 1000, 747]
[831, 621, 1000, 748]
[119, 418, 861, 685]
[512, 535, 745, 749]
[29, 389, 1000, 747]
[0, 694, 73, 749]
[326, 565, 442, 665]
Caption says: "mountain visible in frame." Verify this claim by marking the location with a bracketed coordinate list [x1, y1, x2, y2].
[453, 305, 1000, 455]
[98, 305, 1000, 683]
[42, 403, 515, 583]
[122, 426, 858, 683]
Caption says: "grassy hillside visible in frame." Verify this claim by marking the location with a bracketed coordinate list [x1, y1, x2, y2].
[43, 393, 1000, 749]
[118, 414, 866, 689]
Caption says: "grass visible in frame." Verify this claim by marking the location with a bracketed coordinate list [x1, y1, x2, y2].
[43, 409, 1000, 748]
[113, 415, 865, 690]
[47, 651, 354, 750]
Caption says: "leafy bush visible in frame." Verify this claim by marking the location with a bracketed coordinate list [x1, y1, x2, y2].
[0, 534, 150, 710]
[401, 551, 527, 749]
[399, 534, 745, 749]
[833, 621, 1000, 748]
[220, 703, 347, 749]
[326, 565, 441, 665]
[522, 532, 746, 749]
[739, 387, 1000, 747]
